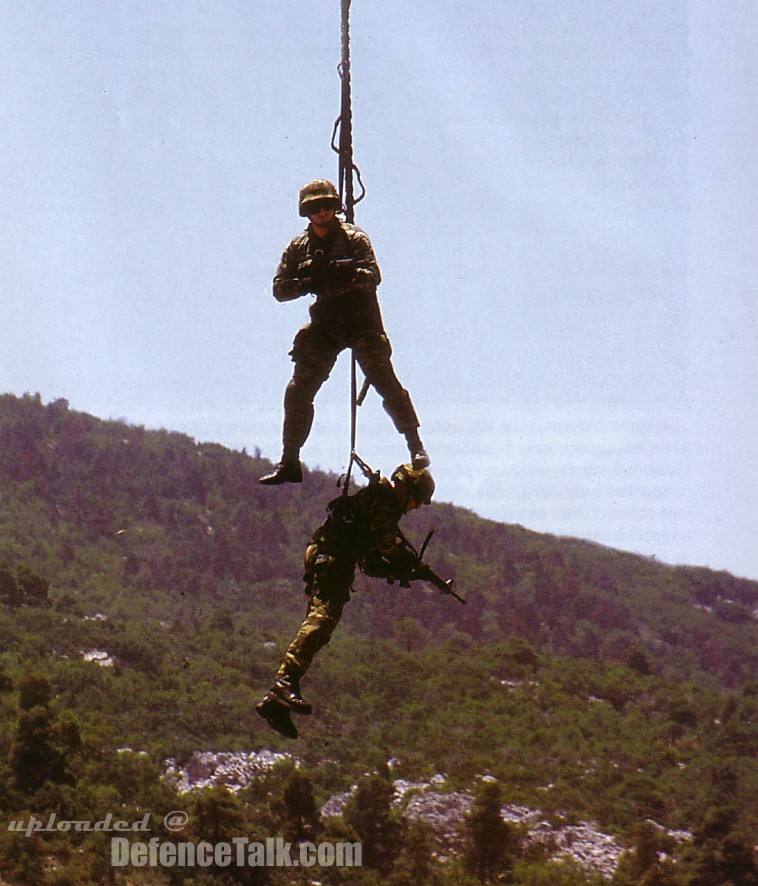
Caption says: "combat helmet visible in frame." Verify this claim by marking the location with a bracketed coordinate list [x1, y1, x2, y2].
[298, 180, 342, 217]
[391, 464, 435, 505]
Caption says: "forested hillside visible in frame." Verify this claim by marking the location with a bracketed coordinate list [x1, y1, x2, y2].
[0, 392, 755, 884]
[1, 393, 755, 687]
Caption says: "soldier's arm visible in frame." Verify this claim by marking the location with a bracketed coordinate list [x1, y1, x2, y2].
[347, 229, 382, 289]
[362, 545, 417, 586]
[273, 240, 313, 302]
[360, 551, 394, 579]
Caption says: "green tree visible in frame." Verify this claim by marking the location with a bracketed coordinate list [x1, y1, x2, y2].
[344, 767, 404, 874]
[191, 785, 245, 844]
[9, 706, 68, 792]
[638, 862, 683, 886]
[386, 820, 440, 885]
[683, 763, 758, 886]
[0, 832, 45, 884]
[613, 822, 670, 885]
[283, 769, 318, 841]
[463, 780, 516, 883]
[0, 566, 20, 606]
[511, 858, 606, 884]
[16, 564, 50, 604]
[18, 673, 52, 710]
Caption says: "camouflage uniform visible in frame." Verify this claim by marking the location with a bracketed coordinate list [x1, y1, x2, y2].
[275, 478, 410, 681]
[273, 218, 421, 458]
[258, 463, 434, 735]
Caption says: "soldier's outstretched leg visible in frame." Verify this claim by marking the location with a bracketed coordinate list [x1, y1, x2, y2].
[259, 550, 353, 724]
[353, 331, 430, 469]
[258, 375, 313, 485]
[260, 325, 340, 485]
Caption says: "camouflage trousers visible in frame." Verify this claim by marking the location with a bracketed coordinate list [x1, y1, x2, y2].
[282, 319, 420, 452]
[276, 543, 355, 680]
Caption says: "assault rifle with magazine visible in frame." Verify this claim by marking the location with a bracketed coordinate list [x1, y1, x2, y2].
[393, 527, 465, 605]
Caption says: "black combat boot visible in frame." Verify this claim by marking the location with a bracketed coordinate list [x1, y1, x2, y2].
[259, 458, 303, 485]
[268, 673, 312, 715]
[404, 430, 430, 470]
[256, 696, 298, 739]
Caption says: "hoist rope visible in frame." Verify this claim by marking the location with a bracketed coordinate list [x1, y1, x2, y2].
[332, 0, 368, 495]
[331, 0, 366, 224]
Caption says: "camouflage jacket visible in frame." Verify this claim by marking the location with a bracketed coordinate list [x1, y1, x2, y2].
[272, 219, 382, 320]
[309, 478, 407, 574]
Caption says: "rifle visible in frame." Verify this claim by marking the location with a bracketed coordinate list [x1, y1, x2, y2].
[297, 252, 353, 290]
[315, 253, 358, 294]
[395, 527, 465, 605]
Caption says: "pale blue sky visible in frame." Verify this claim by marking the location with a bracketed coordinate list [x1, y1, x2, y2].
[1, 1, 755, 579]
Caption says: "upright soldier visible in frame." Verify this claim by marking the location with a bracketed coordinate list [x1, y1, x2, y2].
[259, 180, 429, 485]
[256, 463, 435, 738]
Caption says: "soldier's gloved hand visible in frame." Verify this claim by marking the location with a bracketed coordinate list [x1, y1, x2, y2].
[275, 281, 305, 302]
[295, 277, 316, 296]
[351, 267, 376, 289]
[296, 259, 324, 295]
[330, 267, 376, 296]
[325, 260, 354, 294]
[385, 548, 418, 588]
[361, 552, 393, 579]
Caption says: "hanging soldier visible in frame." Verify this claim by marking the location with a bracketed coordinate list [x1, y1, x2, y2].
[259, 180, 429, 485]
[256, 463, 437, 738]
